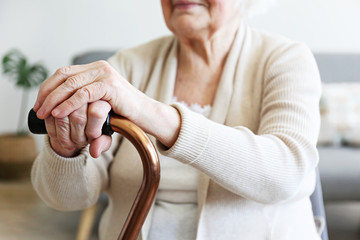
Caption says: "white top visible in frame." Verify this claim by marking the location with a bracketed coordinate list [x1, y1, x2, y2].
[147, 98, 211, 240]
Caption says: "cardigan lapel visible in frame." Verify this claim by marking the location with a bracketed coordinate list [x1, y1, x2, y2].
[145, 37, 178, 104]
[159, 38, 178, 104]
[197, 24, 246, 217]
[209, 23, 246, 124]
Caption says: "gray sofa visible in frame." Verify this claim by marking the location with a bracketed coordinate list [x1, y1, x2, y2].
[314, 54, 360, 202]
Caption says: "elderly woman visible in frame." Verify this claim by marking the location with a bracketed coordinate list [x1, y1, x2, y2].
[31, 0, 322, 239]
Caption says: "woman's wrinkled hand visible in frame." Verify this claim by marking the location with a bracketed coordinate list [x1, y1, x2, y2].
[34, 60, 181, 153]
[45, 100, 112, 158]
[33, 61, 146, 158]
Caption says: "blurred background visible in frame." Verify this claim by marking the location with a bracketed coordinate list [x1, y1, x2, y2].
[0, 0, 359, 239]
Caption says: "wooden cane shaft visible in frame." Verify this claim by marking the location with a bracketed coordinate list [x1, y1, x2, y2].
[109, 115, 160, 240]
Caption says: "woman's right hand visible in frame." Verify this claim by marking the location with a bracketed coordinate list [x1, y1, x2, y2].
[45, 100, 112, 158]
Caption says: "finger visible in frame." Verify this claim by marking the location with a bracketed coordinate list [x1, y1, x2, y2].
[36, 68, 101, 119]
[52, 81, 110, 119]
[69, 104, 88, 146]
[45, 116, 56, 139]
[33, 64, 90, 112]
[54, 116, 74, 149]
[85, 100, 112, 140]
[89, 135, 112, 158]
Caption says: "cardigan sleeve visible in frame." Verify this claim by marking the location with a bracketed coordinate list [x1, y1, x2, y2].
[157, 43, 321, 204]
[31, 135, 119, 211]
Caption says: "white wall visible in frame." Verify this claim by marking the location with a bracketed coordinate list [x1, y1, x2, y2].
[1, 0, 359, 148]
[0, 0, 170, 140]
[248, 0, 360, 53]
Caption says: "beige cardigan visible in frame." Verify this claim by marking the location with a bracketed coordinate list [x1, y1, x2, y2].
[31, 23, 322, 240]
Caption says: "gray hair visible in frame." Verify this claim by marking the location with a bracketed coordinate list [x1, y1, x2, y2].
[239, 0, 277, 18]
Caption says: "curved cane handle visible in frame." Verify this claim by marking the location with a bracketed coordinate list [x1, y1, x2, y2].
[27, 109, 160, 240]
[110, 115, 160, 240]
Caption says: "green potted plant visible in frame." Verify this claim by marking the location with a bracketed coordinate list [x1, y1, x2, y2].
[0, 49, 48, 179]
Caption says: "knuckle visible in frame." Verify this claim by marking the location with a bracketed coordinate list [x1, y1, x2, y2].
[87, 133, 97, 140]
[64, 76, 80, 90]
[70, 113, 87, 126]
[88, 68, 98, 78]
[88, 104, 106, 120]
[98, 61, 112, 74]
[96, 60, 108, 67]
[64, 99, 76, 110]
[56, 66, 72, 76]
[96, 81, 106, 89]
[93, 82, 107, 97]
[86, 128, 100, 140]
[78, 87, 92, 100]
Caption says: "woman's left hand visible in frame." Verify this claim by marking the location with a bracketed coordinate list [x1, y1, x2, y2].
[33, 60, 181, 149]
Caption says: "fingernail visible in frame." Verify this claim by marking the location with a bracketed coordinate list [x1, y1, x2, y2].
[37, 108, 44, 118]
[52, 108, 60, 117]
[33, 102, 40, 111]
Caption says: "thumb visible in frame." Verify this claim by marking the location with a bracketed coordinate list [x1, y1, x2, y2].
[89, 135, 112, 158]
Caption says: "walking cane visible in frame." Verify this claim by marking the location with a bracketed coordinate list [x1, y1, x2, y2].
[28, 109, 161, 240]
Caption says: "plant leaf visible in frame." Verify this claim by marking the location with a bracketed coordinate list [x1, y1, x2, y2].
[2, 50, 25, 80]
[28, 64, 48, 87]
[2, 49, 48, 89]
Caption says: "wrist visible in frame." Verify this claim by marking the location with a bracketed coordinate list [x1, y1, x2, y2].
[116, 87, 181, 148]
[142, 100, 181, 148]
[49, 137, 83, 158]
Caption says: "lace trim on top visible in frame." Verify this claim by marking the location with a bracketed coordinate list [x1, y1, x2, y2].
[171, 96, 212, 118]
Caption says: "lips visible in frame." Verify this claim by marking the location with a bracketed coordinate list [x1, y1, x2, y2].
[173, 0, 207, 10]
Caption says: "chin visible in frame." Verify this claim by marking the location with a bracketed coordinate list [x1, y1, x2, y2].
[169, 15, 207, 38]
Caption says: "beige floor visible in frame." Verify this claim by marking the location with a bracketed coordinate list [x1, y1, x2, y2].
[0, 178, 360, 240]
[0, 178, 98, 240]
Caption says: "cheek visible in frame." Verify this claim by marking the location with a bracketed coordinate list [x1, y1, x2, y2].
[208, 2, 227, 26]
[208, 0, 240, 24]
[160, 0, 173, 27]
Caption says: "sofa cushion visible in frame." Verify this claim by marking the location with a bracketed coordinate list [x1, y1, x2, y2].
[318, 83, 360, 146]
[314, 54, 360, 84]
[318, 146, 360, 201]
[72, 50, 116, 65]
